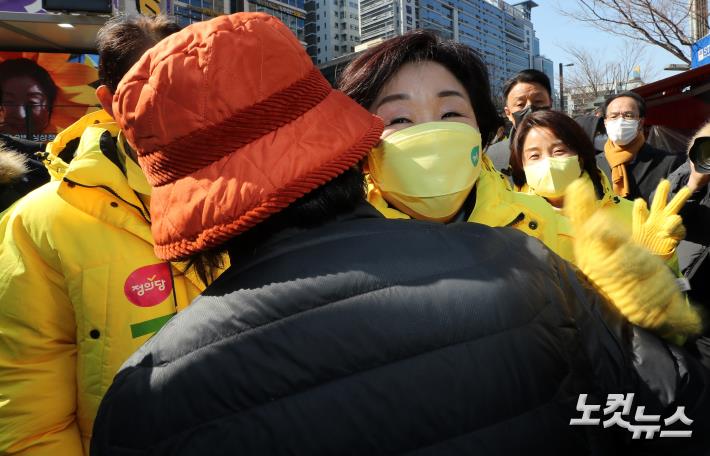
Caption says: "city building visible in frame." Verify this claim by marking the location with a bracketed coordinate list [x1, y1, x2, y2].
[234, 0, 306, 43]
[124, 0, 306, 42]
[565, 72, 645, 116]
[532, 37, 554, 84]
[305, 0, 361, 64]
[417, 0, 541, 97]
[359, 0, 416, 43]
[173, 0, 229, 27]
[114, 0, 230, 27]
[356, 0, 549, 100]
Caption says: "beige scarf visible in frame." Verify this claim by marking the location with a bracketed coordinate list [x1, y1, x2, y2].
[604, 132, 645, 197]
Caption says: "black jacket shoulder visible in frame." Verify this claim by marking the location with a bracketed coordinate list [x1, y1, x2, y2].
[91, 211, 710, 456]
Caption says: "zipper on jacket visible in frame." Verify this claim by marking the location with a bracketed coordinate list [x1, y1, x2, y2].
[63, 177, 151, 224]
[505, 212, 525, 227]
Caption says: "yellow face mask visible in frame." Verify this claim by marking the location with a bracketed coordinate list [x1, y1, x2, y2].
[523, 155, 582, 199]
[368, 122, 482, 222]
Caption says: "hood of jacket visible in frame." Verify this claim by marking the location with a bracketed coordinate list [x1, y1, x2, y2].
[45, 110, 150, 223]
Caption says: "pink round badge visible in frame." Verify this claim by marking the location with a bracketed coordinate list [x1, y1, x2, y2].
[124, 263, 173, 307]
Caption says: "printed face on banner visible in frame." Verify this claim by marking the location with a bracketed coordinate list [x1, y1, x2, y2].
[0, 52, 99, 141]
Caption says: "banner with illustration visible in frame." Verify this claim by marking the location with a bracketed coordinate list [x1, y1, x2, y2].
[0, 52, 100, 141]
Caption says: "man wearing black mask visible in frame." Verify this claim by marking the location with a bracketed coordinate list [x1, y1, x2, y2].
[486, 69, 552, 174]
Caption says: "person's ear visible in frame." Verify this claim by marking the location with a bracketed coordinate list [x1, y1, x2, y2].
[638, 117, 645, 131]
[503, 106, 513, 123]
[95, 85, 114, 118]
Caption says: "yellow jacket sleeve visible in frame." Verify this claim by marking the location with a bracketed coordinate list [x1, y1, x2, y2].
[0, 208, 83, 455]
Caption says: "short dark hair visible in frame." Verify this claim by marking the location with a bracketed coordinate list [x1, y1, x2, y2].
[187, 166, 367, 286]
[337, 30, 503, 150]
[510, 110, 604, 199]
[502, 69, 552, 102]
[97, 14, 181, 92]
[602, 91, 646, 118]
[0, 58, 58, 113]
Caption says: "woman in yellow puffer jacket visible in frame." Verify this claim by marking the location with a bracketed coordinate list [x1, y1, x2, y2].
[338, 30, 700, 344]
[509, 109, 654, 263]
[508, 110, 699, 340]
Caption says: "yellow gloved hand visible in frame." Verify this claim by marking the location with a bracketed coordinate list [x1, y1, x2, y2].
[631, 180, 691, 259]
[565, 178, 701, 342]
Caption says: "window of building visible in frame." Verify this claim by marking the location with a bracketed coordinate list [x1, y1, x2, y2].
[334, 45, 340, 51]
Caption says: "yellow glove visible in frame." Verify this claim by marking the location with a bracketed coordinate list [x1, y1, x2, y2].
[631, 180, 691, 259]
[565, 178, 701, 342]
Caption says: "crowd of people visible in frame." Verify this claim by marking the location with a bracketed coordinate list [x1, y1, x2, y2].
[0, 11, 709, 456]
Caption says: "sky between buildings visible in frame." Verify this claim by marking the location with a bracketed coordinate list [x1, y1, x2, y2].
[531, 0, 689, 87]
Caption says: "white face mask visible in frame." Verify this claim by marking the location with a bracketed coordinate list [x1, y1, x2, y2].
[606, 119, 639, 146]
[523, 155, 582, 199]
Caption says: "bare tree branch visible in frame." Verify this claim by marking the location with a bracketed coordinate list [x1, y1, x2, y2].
[556, 0, 694, 63]
[561, 40, 661, 114]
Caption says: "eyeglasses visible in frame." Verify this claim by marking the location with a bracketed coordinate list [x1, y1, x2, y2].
[605, 111, 639, 121]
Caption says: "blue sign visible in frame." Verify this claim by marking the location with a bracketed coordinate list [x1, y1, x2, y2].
[691, 34, 710, 69]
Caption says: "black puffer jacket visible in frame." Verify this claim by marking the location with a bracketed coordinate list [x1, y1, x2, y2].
[91, 205, 710, 455]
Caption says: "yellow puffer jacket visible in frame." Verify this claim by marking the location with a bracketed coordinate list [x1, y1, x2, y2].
[511, 171, 635, 263]
[0, 111, 203, 455]
[367, 153, 631, 263]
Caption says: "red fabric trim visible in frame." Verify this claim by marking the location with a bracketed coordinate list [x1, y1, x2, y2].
[140, 67, 332, 187]
[154, 115, 384, 261]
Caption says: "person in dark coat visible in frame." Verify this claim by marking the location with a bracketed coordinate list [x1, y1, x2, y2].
[90, 13, 710, 456]
[596, 92, 684, 202]
[575, 112, 607, 154]
[486, 69, 552, 174]
[663, 122, 710, 368]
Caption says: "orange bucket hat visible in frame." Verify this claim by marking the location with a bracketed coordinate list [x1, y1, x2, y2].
[113, 13, 383, 261]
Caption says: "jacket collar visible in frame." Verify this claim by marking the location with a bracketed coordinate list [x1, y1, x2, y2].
[50, 113, 153, 244]
[468, 154, 529, 227]
[227, 201, 383, 267]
